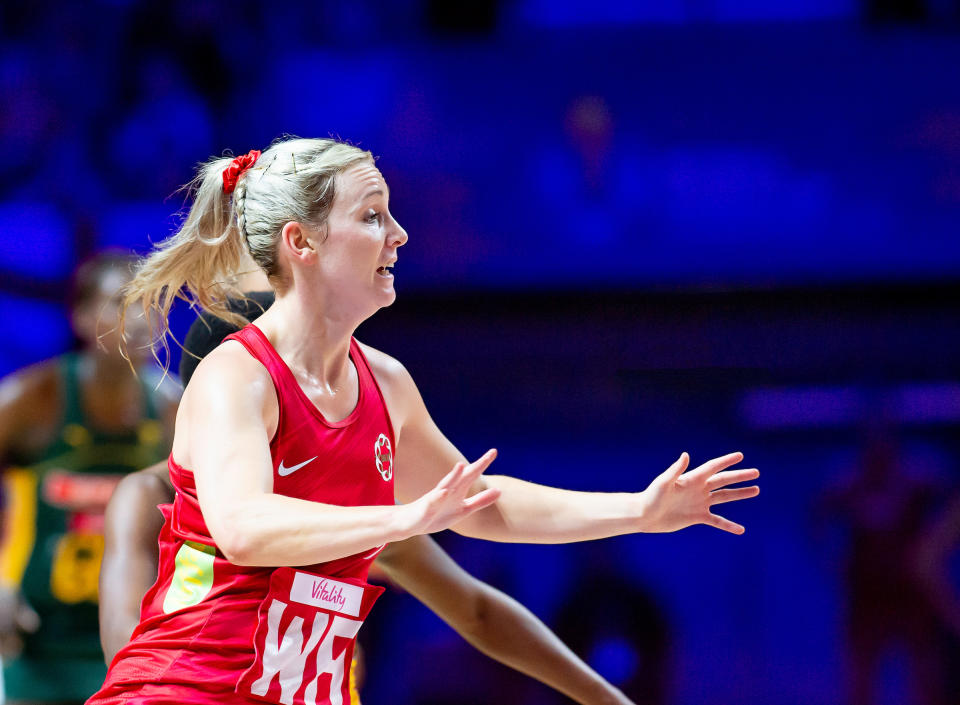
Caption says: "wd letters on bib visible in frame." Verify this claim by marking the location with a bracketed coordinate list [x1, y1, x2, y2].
[239, 568, 383, 705]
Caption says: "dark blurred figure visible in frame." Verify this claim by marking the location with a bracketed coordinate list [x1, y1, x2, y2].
[553, 546, 670, 705]
[0, 252, 177, 704]
[915, 491, 960, 698]
[520, 94, 658, 273]
[564, 96, 616, 201]
[821, 422, 949, 705]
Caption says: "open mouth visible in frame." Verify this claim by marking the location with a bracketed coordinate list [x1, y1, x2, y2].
[376, 263, 394, 278]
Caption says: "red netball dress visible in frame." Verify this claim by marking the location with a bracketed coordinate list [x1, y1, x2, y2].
[88, 325, 396, 705]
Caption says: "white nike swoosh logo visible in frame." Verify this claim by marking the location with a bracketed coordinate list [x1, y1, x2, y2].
[277, 456, 318, 477]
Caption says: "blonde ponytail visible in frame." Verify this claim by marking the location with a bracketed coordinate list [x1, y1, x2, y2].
[120, 155, 255, 371]
[119, 137, 372, 373]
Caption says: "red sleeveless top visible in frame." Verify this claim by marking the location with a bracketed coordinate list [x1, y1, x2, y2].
[89, 325, 396, 705]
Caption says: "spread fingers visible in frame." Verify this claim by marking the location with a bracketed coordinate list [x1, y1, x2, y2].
[709, 486, 760, 505]
[706, 468, 760, 491]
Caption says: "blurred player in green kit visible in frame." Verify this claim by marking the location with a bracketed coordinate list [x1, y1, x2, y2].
[0, 252, 178, 703]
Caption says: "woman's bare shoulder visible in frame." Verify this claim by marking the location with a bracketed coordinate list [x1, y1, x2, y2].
[355, 341, 413, 388]
[173, 341, 280, 462]
[183, 340, 276, 410]
[190, 340, 270, 382]
[0, 359, 62, 452]
[354, 341, 420, 422]
[0, 358, 60, 402]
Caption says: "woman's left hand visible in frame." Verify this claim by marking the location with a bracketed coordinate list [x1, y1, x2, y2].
[636, 452, 759, 534]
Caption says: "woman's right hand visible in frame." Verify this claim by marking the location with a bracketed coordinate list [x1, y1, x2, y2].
[404, 449, 502, 536]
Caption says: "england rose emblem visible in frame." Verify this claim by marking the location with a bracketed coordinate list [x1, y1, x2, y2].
[374, 433, 393, 481]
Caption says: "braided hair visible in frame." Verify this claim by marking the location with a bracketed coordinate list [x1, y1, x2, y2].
[118, 137, 372, 371]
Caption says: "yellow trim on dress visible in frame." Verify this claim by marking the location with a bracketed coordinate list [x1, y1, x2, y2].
[349, 656, 362, 705]
[0, 469, 38, 588]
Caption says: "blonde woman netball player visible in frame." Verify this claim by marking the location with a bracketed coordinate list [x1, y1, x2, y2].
[88, 138, 759, 705]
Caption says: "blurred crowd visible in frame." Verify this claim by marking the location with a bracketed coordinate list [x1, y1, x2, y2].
[0, 0, 500, 236]
[1, 2, 959, 704]
[4, 1, 260, 224]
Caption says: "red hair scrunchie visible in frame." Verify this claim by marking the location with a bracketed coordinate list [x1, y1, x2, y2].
[222, 149, 262, 194]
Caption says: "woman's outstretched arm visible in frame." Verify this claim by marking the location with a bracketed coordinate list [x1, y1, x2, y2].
[368, 348, 759, 544]
[376, 535, 634, 705]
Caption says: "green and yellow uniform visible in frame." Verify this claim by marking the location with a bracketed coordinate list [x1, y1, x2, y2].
[1, 355, 167, 702]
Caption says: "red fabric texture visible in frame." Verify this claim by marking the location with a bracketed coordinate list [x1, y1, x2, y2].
[88, 325, 396, 705]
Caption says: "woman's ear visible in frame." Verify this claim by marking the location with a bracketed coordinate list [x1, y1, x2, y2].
[279, 221, 319, 265]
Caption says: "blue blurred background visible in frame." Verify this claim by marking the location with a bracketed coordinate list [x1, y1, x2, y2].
[2, 1, 960, 703]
